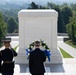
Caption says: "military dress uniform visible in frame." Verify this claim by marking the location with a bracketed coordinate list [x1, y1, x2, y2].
[0, 38, 18, 75]
[0, 51, 2, 73]
[0, 48, 17, 75]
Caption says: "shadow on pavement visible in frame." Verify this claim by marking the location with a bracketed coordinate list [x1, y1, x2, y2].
[19, 64, 65, 73]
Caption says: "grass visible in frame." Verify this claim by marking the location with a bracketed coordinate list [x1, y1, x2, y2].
[65, 40, 76, 48]
[60, 47, 73, 58]
[14, 45, 19, 51]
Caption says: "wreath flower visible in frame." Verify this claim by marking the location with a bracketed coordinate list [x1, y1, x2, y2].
[26, 40, 51, 62]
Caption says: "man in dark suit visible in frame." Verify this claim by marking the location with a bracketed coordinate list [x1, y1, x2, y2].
[0, 38, 18, 75]
[29, 41, 46, 75]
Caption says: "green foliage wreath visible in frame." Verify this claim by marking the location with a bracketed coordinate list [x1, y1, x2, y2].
[28, 39, 50, 50]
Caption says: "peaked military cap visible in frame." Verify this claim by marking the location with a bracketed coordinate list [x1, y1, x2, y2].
[2, 38, 11, 42]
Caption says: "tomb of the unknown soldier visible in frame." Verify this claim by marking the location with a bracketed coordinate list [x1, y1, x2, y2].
[15, 9, 63, 64]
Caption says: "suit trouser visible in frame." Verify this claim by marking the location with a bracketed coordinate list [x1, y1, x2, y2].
[2, 73, 13, 75]
[32, 73, 44, 75]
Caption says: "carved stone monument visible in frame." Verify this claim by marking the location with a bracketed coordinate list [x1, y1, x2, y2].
[15, 9, 62, 64]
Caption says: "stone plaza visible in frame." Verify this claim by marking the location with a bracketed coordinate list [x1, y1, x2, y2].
[0, 36, 76, 75]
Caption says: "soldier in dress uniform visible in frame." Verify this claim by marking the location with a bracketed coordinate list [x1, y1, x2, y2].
[0, 51, 2, 73]
[0, 38, 18, 75]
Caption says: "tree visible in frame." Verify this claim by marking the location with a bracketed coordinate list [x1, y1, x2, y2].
[47, 2, 56, 9]
[53, 6, 64, 33]
[61, 3, 69, 8]
[28, 2, 49, 9]
[47, 3, 64, 33]
[7, 17, 17, 33]
[28, 2, 38, 9]
[39, 5, 49, 9]
[0, 13, 7, 47]
[70, 3, 76, 11]
[66, 12, 76, 42]
[62, 6, 73, 32]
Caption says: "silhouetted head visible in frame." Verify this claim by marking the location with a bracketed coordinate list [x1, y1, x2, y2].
[2, 38, 11, 48]
[34, 40, 40, 48]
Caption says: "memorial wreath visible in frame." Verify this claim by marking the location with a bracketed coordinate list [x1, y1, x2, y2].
[26, 40, 51, 62]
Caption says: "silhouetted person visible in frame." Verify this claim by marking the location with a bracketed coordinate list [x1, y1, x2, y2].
[29, 41, 46, 75]
[0, 51, 2, 73]
[0, 38, 18, 75]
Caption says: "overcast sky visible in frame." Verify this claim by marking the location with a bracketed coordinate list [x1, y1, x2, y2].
[4, 0, 76, 2]
[1, 0, 76, 4]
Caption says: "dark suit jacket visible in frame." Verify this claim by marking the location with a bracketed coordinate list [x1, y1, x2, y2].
[29, 48, 46, 74]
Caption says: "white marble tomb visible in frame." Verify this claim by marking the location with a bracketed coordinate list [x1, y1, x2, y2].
[15, 9, 62, 64]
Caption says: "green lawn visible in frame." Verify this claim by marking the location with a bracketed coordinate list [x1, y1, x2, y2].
[65, 40, 76, 48]
[13, 45, 73, 58]
[60, 47, 73, 58]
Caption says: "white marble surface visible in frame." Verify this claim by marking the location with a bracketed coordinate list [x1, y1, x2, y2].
[18, 9, 62, 64]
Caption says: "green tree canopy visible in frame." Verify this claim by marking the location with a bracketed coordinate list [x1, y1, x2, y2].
[0, 13, 7, 47]
[7, 17, 17, 33]
[66, 12, 76, 42]
[47, 3, 64, 33]
[47, 2, 57, 9]
[28, 2, 38, 9]
[53, 6, 64, 33]
[70, 3, 76, 11]
[62, 6, 73, 32]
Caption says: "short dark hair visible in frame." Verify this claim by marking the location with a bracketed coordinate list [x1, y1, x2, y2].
[34, 41, 40, 47]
